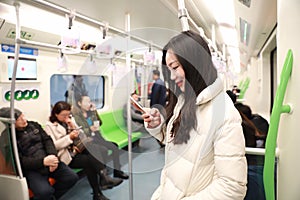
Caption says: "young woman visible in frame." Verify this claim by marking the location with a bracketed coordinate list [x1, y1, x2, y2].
[44, 101, 122, 200]
[72, 94, 129, 180]
[143, 31, 247, 199]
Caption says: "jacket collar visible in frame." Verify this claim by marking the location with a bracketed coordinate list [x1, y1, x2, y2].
[195, 76, 223, 105]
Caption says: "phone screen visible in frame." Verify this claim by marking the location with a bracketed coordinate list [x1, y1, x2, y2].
[70, 126, 82, 131]
[130, 96, 146, 113]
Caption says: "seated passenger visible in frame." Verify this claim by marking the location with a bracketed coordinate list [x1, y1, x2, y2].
[236, 109, 266, 200]
[235, 102, 268, 148]
[123, 92, 147, 133]
[44, 101, 122, 200]
[72, 94, 129, 180]
[232, 85, 241, 95]
[226, 90, 268, 147]
[226, 91, 266, 200]
[0, 107, 78, 200]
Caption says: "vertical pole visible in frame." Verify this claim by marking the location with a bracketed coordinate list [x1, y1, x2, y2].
[222, 44, 226, 61]
[141, 64, 146, 106]
[11, 2, 24, 179]
[264, 50, 293, 200]
[212, 24, 216, 47]
[125, 12, 134, 200]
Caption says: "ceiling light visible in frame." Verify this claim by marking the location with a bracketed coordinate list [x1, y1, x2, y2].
[203, 0, 236, 26]
[239, 17, 251, 46]
[219, 25, 238, 47]
[227, 47, 241, 73]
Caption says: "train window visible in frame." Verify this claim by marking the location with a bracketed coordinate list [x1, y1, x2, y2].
[7, 56, 37, 80]
[50, 74, 104, 109]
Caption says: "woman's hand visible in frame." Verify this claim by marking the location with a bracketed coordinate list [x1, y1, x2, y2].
[69, 130, 79, 140]
[142, 108, 161, 128]
[90, 102, 97, 111]
[65, 117, 76, 129]
[90, 125, 98, 132]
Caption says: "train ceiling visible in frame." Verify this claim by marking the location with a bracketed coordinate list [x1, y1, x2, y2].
[0, 0, 276, 72]
[161, 0, 277, 71]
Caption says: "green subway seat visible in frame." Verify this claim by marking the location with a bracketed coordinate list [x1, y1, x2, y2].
[73, 168, 82, 173]
[99, 109, 142, 149]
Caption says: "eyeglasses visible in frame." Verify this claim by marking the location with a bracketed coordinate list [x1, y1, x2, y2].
[58, 112, 71, 118]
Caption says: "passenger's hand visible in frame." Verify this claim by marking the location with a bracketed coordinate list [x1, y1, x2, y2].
[43, 155, 59, 167]
[90, 103, 96, 111]
[65, 117, 76, 129]
[142, 108, 161, 128]
[49, 164, 58, 172]
[90, 125, 98, 132]
[69, 130, 79, 140]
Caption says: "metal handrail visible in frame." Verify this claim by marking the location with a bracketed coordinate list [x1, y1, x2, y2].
[245, 147, 279, 157]
[19, 0, 163, 50]
[264, 49, 293, 200]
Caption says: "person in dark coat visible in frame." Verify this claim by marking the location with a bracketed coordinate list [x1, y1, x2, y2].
[65, 75, 88, 106]
[150, 70, 167, 108]
[0, 107, 78, 200]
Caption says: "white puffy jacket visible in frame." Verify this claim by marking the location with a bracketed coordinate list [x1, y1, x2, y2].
[147, 77, 247, 200]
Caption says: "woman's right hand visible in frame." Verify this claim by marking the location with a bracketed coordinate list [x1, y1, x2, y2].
[69, 130, 79, 140]
[142, 108, 161, 128]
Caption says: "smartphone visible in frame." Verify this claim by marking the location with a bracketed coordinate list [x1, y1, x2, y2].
[70, 126, 82, 131]
[130, 96, 146, 113]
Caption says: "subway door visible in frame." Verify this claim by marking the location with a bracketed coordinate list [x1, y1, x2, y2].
[277, 0, 300, 199]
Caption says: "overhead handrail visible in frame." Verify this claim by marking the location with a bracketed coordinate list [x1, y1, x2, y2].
[264, 49, 293, 200]
[179, 0, 225, 61]
[18, 0, 162, 50]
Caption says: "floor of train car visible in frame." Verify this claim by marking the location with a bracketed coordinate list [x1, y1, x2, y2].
[60, 133, 165, 200]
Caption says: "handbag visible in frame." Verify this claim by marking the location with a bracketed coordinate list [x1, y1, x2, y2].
[72, 131, 93, 153]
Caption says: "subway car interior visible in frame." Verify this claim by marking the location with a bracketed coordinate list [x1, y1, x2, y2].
[0, 0, 300, 199]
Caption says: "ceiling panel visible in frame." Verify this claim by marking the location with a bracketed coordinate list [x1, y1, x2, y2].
[161, 0, 277, 68]
[0, 0, 277, 70]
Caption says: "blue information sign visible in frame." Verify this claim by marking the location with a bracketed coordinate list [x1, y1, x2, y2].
[1, 44, 38, 56]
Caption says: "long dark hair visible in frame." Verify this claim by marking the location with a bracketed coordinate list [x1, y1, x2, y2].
[161, 30, 218, 144]
[49, 101, 71, 123]
[239, 111, 257, 147]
